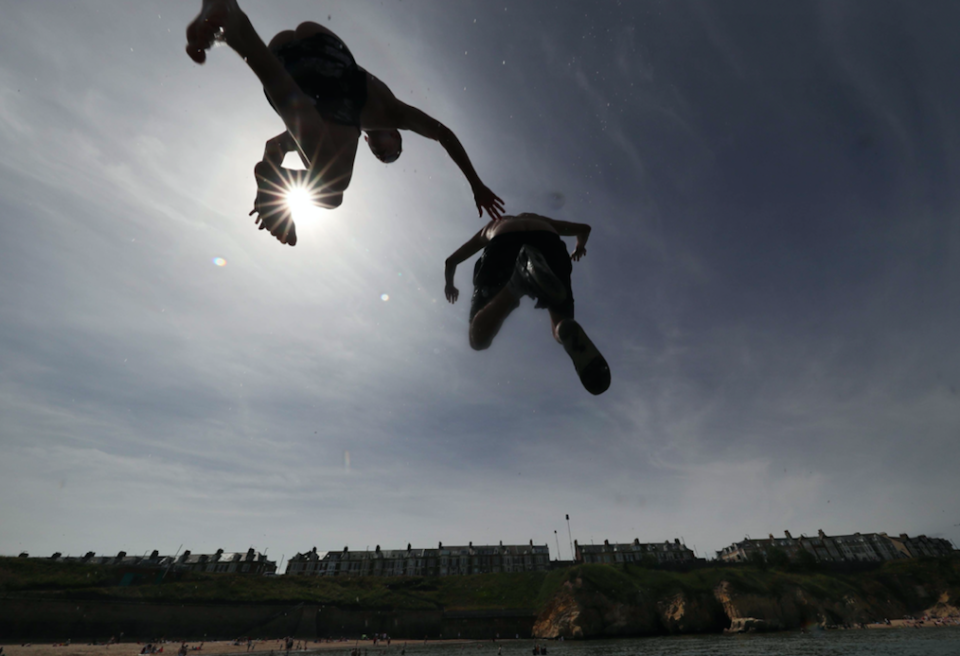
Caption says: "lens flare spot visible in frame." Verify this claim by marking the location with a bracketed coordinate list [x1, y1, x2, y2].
[381, 294, 390, 301]
[212, 257, 226, 267]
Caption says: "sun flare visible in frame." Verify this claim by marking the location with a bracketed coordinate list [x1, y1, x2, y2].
[285, 184, 323, 225]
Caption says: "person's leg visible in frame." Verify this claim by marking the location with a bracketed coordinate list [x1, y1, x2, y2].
[550, 310, 611, 395]
[467, 240, 566, 351]
[469, 287, 520, 351]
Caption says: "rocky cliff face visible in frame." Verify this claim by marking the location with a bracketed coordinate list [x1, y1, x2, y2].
[711, 580, 902, 632]
[657, 589, 728, 634]
[532, 576, 727, 639]
[532, 568, 958, 639]
[925, 592, 960, 618]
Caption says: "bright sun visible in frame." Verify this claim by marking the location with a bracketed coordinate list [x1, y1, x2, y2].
[285, 184, 322, 225]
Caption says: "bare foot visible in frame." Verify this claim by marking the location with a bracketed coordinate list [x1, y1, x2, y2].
[185, 0, 246, 64]
[556, 320, 611, 395]
[250, 161, 298, 246]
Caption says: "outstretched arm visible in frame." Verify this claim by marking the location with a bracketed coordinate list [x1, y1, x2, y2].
[444, 229, 488, 303]
[519, 213, 591, 260]
[396, 103, 504, 220]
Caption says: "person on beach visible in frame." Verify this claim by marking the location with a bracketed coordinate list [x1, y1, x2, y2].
[185, 0, 504, 246]
[444, 212, 611, 395]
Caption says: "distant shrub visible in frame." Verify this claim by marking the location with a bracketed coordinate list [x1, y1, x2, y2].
[765, 548, 791, 570]
[791, 549, 819, 572]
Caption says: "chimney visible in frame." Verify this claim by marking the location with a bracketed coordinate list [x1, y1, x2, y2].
[216, 548, 224, 556]
[248, 548, 255, 557]
[343, 546, 349, 553]
[604, 539, 609, 546]
[784, 531, 792, 540]
[407, 543, 412, 551]
[818, 529, 826, 539]
[438, 541, 442, 549]
[468, 541, 473, 548]
[675, 539, 680, 545]
[51, 552, 62, 559]
[151, 550, 159, 559]
[768, 534, 774, 540]
[19, 552, 29, 558]
[529, 539, 534, 547]
[83, 552, 95, 561]
[634, 538, 640, 546]
[182, 550, 191, 559]
[499, 540, 503, 547]
[375, 545, 380, 552]
[900, 534, 908, 540]
[116, 551, 126, 559]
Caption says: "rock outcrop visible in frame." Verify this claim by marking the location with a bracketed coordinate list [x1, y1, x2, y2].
[532, 577, 658, 639]
[532, 565, 960, 639]
[533, 576, 727, 639]
[656, 590, 728, 634]
[712, 580, 901, 632]
[924, 592, 960, 619]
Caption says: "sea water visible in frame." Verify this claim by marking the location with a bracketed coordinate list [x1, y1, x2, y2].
[347, 628, 960, 656]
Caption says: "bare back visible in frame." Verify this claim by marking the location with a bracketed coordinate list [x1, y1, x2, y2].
[265, 22, 362, 188]
[481, 214, 559, 241]
[267, 21, 342, 52]
[268, 22, 395, 132]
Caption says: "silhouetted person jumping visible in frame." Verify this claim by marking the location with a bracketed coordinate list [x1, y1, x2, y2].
[445, 213, 611, 395]
[185, 0, 504, 246]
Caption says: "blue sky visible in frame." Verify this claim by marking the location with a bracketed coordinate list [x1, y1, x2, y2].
[1, 0, 958, 567]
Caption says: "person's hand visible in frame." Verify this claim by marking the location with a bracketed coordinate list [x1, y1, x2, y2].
[571, 244, 587, 261]
[445, 284, 459, 304]
[473, 184, 505, 221]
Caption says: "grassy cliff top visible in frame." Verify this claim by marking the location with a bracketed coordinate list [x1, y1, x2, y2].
[0, 557, 557, 610]
[565, 554, 960, 610]
[2, 555, 958, 611]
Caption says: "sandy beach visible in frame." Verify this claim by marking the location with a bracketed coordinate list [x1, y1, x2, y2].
[868, 617, 960, 629]
[5, 620, 960, 656]
[0, 639, 504, 656]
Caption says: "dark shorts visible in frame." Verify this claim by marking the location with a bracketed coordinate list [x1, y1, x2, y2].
[266, 32, 368, 129]
[470, 231, 575, 321]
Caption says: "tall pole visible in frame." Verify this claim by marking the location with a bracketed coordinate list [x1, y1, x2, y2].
[554, 530, 561, 561]
[566, 514, 574, 562]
